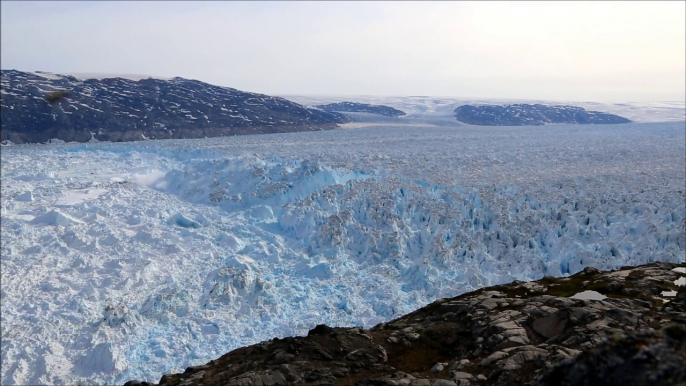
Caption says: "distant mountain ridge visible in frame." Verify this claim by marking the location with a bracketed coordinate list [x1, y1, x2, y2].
[315, 102, 406, 117]
[454, 104, 631, 126]
[0, 70, 349, 144]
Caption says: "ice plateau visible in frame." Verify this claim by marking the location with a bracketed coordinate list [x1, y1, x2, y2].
[1, 121, 685, 385]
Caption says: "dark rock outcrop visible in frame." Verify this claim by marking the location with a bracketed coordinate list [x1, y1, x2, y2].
[125, 262, 685, 386]
[0, 70, 350, 144]
[535, 323, 686, 386]
[454, 104, 631, 126]
[316, 102, 406, 117]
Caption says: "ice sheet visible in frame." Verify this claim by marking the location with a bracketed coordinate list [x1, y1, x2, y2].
[1, 121, 684, 385]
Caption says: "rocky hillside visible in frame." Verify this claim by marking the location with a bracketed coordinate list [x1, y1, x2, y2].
[0, 70, 349, 144]
[315, 102, 406, 118]
[534, 324, 686, 386]
[454, 104, 631, 126]
[124, 262, 685, 386]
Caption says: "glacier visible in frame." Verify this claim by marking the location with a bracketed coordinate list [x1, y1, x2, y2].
[1, 121, 685, 385]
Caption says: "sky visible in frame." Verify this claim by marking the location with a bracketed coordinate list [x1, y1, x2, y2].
[1, 1, 684, 102]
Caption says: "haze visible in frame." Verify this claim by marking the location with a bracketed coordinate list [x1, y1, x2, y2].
[1, 1, 684, 102]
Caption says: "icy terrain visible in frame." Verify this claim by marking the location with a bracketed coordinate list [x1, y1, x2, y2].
[1, 121, 685, 385]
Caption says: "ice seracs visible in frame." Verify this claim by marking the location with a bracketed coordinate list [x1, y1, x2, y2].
[1, 120, 683, 385]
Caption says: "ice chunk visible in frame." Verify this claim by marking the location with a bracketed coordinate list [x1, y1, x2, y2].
[215, 233, 242, 249]
[15, 191, 33, 202]
[78, 342, 126, 373]
[169, 213, 201, 228]
[304, 263, 333, 279]
[29, 210, 83, 226]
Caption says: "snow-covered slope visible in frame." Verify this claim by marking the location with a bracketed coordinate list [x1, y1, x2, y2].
[1, 121, 684, 385]
[315, 102, 407, 117]
[61, 73, 174, 82]
[454, 104, 630, 125]
[0, 70, 347, 144]
[284, 95, 686, 124]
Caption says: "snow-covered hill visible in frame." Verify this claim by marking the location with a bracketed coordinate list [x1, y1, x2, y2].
[315, 102, 407, 117]
[61, 73, 174, 82]
[283, 95, 686, 124]
[1, 121, 684, 385]
[0, 70, 347, 144]
[454, 104, 630, 125]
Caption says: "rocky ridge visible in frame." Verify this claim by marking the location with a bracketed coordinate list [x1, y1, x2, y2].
[124, 262, 685, 386]
[315, 102, 407, 118]
[0, 70, 349, 144]
[454, 104, 631, 126]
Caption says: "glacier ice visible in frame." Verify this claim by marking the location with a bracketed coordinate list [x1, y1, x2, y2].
[14, 191, 33, 202]
[29, 210, 84, 226]
[1, 121, 684, 385]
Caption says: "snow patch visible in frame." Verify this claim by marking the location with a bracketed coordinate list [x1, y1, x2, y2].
[55, 188, 107, 206]
[570, 290, 607, 301]
[31, 71, 65, 80]
[63, 73, 173, 81]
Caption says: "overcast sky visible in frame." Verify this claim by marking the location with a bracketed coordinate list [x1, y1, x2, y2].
[1, 1, 684, 102]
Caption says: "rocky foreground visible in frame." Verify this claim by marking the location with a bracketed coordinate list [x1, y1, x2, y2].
[124, 262, 685, 386]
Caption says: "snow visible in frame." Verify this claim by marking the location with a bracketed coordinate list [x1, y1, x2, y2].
[1, 121, 684, 385]
[63, 73, 173, 81]
[672, 267, 686, 287]
[76, 103, 104, 113]
[30, 71, 65, 80]
[55, 188, 107, 206]
[89, 133, 100, 143]
[570, 290, 606, 301]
